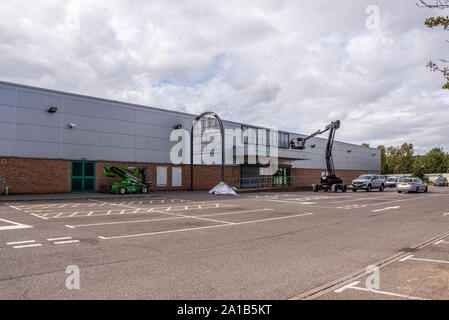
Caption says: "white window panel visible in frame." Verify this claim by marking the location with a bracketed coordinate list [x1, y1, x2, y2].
[172, 167, 182, 187]
[157, 167, 168, 186]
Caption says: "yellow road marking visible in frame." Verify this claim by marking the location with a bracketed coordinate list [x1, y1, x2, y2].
[166, 207, 172, 212]
[107, 210, 112, 215]
[133, 209, 141, 214]
[87, 211, 94, 216]
[185, 206, 189, 210]
[70, 212, 79, 217]
[138, 201, 143, 205]
[120, 210, 126, 214]
[147, 208, 154, 213]
[55, 213, 63, 218]
[216, 204, 220, 208]
[198, 205, 202, 209]
[43, 214, 49, 217]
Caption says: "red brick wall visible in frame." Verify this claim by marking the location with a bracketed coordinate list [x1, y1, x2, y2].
[0, 157, 379, 195]
[0, 157, 71, 195]
[291, 168, 381, 187]
[96, 162, 241, 192]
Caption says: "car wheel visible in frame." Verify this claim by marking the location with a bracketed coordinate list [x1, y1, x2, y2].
[379, 184, 384, 192]
[425, 186, 428, 193]
[416, 187, 419, 193]
[398, 190, 402, 193]
[352, 188, 357, 192]
[342, 185, 347, 193]
[366, 185, 372, 192]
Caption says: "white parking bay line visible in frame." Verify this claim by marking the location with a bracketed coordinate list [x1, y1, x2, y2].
[372, 206, 400, 213]
[47, 237, 73, 241]
[13, 244, 43, 249]
[0, 219, 33, 231]
[334, 281, 427, 300]
[403, 256, 449, 265]
[54, 240, 80, 245]
[7, 240, 36, 246]
[98, 212, 313, 240]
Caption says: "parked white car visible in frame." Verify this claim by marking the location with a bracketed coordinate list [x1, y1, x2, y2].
[352, 174, 385, 192]
[397, 178, 428, 193]
[386, 176, 400, 188]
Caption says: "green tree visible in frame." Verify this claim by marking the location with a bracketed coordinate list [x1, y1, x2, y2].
[418, 1, 449, 89]
[384, 143, 414, 174]
[422, 147, 449, 173]
[411, 156, 427, 180]
[377, 145, 391, 174]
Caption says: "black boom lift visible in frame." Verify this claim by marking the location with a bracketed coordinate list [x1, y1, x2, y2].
[290, 120, 347, 193]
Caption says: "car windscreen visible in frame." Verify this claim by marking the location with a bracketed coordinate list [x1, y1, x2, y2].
[387, 178, 396, 181]
[400, 178, 414, 183]
[358, 175, 372, 180]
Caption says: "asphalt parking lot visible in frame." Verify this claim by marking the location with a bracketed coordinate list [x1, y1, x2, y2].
[0, 187, 448, 300]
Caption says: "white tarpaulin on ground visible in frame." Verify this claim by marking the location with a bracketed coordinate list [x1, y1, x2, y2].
[209, 182, 238, 195]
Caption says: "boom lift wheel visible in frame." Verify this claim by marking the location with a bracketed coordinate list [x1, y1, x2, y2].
[141, 186, 149, 194]
[331, 184, 338, 193]
[312, 184, 319, 193]
[119, 187, 127, 195]
[342, 184, 347, 193]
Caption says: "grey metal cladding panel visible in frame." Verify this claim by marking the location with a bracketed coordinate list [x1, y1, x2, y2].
[64, 98, 101, 117]
[103, 104, 135, 122]
[63, 129, 101, 145]
[0, 87, 16, 106]
[15, 140, 59, 158]
[17, 89, 62, 110]
[62, 144, 101, 160]
[16, 124, 60, 143]
[136, 136, 173, 151]
[136, 123, 172, 139]
[62, 114, 100, 131]
[0, 122, 14, 139]
[102, 118, 135, 135]
[0, 138, 13, 156]
[102, 146, 135, 162]
[136, 149, 169, 164]
[0, 105, 15, 123]
[135, 109, 170, 126]
[102, 132, 135, 148]
[16, 107, 62, 128]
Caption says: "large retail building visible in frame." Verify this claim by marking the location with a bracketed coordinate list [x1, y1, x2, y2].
[0, 81, 380, 195]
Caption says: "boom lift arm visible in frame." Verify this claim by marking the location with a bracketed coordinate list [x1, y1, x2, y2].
[290, 120, 346, 192]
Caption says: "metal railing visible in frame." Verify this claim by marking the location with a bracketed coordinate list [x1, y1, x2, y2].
[223, 175, 325, 191]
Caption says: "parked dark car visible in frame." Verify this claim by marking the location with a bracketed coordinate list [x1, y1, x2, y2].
[434, 177, 449, 187]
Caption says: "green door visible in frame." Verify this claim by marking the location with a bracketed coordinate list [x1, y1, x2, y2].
[71, 161, 96, 193]
[273, 168, 291, 187]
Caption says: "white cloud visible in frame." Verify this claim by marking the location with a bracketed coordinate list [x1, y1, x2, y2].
[0, 0, 448, 154]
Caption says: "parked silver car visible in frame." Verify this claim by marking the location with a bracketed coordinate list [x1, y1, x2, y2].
[386, 176, 400, 188]
[352, 174, 385, 192]
[397, 178, 428, 193]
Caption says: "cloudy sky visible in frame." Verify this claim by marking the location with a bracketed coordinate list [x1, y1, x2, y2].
[0, 0, 448, 154]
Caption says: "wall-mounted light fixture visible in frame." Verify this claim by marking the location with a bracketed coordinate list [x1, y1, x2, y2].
[347, 150, 352, 153]
[68, 123, 76, 129]
[48, 107, 58, 113]
[174, 124, 183, 130]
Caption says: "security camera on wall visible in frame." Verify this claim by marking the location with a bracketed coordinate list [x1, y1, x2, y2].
[68, 123, 76, 129]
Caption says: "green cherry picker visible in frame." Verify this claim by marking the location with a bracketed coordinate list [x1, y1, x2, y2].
[103, 166, 152, 195]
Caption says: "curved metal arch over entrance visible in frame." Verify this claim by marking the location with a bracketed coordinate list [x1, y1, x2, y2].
[190, 112, 225, 191]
